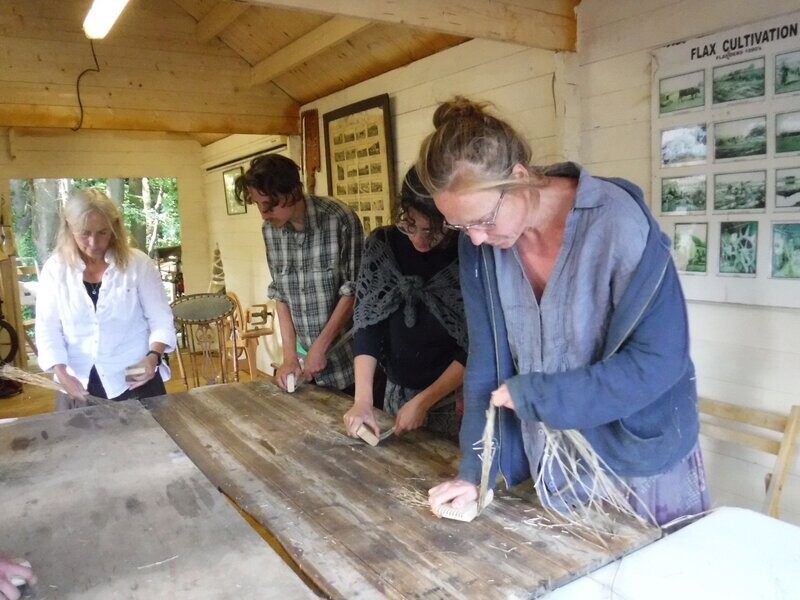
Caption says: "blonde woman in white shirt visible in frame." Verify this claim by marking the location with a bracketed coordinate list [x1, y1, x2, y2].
[35, 188, 176, 409]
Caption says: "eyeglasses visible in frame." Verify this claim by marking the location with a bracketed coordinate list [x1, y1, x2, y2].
[396, 214, 445, 242]
[443, 190, 506, 232]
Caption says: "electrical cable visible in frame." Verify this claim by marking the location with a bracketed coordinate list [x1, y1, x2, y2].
[72, 39, 100, 132]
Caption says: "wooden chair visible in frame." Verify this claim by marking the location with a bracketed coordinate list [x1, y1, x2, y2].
[224, 292, 274, 380]
[699, 398, 800, 518]
[171, 293, 239, 389]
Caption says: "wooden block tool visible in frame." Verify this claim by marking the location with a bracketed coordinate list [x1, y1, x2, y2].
[124, 365, 147, 380]
[435, 489, 494, 523]
[9, 558, 31, 587]
[355, 424, 394, 446]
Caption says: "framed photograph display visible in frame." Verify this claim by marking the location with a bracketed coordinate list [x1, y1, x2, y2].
[660, 124, 707, 166]
[659, 71, 705, 114]
[323, 94, 396, 235]
[673, 222, 708, 273]
[719, 221, 758, 275]
[661, 175, 707, 213]
[713, 116, 767, 160]
[776, 167, 800, 209]
[772, 222, 800, 278]
[223, 166, 246, 216]
[713, 170, 766, 211]
[652, 10, 800, 307]
[776, 111, 800, 154]
[775, 50, 800, 94]
[712, 58, 765, 104]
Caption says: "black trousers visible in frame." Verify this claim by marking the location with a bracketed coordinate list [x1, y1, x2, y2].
[87, 365, 167, 400]
[56, 366, 167, 411]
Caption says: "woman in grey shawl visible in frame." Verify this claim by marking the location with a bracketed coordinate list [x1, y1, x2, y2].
[343, 166, 467, 441]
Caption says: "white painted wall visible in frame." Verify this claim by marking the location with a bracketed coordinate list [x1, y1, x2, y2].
[578, 0, 800, 523]
[199, 134, 301, 374]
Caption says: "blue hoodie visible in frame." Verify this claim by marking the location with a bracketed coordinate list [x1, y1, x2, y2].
[457, 174, 699, 488]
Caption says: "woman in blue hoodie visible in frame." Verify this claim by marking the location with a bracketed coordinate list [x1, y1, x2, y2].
[421, 97, 709, 526]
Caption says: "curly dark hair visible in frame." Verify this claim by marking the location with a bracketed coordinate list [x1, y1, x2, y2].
[398, 166, 457, 247]
[398, 166, 456, 247]
[234, 154, 303, 209]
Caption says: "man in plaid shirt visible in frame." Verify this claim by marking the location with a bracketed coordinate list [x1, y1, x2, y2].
[236, 155, 363, 392]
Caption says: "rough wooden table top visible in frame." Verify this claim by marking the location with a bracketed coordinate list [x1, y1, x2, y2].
[145, 380, 661, 600]
[0, 400, 317, 600]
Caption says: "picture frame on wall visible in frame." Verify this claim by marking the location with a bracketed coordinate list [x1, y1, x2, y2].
[719, 221, 758, 275]
[223, 166, 246, 215]
[712, 57, 765, 104]
[772, 222, 800, 278]
[776, 111, 800, 154]
[775, 50, 800, 95]
[659, 70, 705, 114]
[673, 222, 708, 273]
[661, 174, 706, 213]
[713, 170, 766, 211]
[660, 124, 707, 166]
[776, 167, 800, 209]
[714, 116, 767, 160]
[323, 94, 396, 235]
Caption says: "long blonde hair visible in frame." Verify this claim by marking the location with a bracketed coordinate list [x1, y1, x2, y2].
[418, 96, 546, 197]
[55, 188, 131, 269]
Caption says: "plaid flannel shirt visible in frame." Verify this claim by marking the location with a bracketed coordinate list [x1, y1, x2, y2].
[263, 195, 363, 389]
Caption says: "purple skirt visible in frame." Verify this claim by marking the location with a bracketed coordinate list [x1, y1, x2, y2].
[623, 442, 711, 526]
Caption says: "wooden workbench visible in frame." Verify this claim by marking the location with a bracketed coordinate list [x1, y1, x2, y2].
[145, 380, 660, 599]
[0, 400, 317, 599]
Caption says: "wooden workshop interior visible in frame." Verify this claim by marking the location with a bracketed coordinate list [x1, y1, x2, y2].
[1, 0, 799, 598]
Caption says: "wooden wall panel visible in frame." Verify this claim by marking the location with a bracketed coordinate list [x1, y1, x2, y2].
[582, 84, 650, 129]
[0, 0, 300, 134]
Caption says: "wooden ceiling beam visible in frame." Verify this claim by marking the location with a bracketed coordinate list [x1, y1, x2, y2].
[196, 1, 251, 43]
[245, 0, 577, 51]
[250, 16, 371, 87]
[0, 104, 300, 136]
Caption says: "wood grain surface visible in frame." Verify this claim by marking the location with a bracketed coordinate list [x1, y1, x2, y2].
[145, 381, 660, 600]
[0, 400, 316, 599]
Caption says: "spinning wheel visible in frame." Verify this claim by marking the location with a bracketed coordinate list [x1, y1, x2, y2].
[225, 292, 274, 379]
[0, 319, 19, 365]
[0, 298, 22, 397]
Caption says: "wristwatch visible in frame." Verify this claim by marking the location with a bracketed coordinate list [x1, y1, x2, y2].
[146, 350, 163, 366]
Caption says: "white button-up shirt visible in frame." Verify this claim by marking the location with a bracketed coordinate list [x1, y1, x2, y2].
[36, 248, 177, 399]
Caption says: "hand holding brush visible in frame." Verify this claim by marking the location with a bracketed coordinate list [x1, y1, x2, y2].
[0, 364, 117, 408]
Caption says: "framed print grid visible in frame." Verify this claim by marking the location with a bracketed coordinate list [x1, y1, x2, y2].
[652, 11, 800, 307]
[323, 94, 396, 235]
